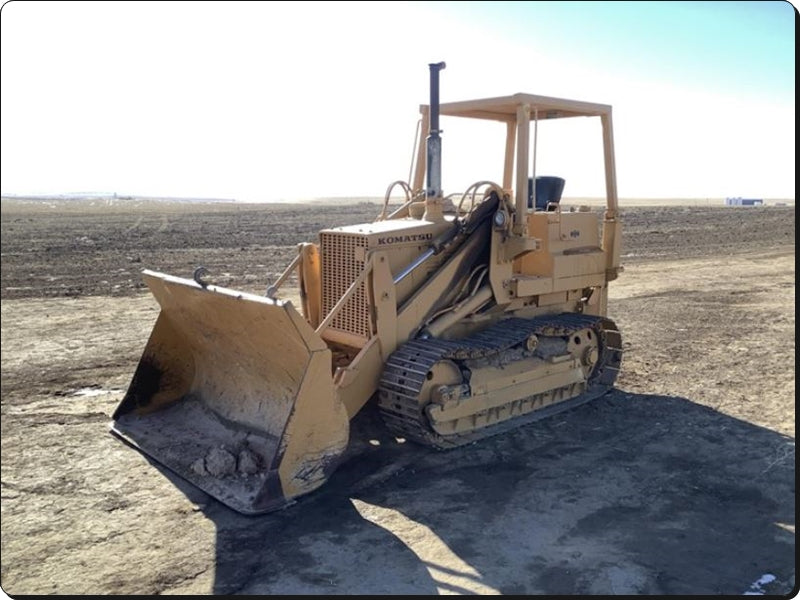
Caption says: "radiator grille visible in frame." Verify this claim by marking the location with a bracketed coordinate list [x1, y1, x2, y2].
[320, 231, 371, 340]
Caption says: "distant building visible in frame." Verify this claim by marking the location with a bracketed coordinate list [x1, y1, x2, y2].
[725, 197, 763, 206]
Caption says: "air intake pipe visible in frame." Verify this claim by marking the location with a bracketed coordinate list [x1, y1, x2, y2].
[426, 61, 446, 199]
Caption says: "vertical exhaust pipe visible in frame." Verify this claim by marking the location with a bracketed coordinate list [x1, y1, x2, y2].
[426, 61, 446, 198]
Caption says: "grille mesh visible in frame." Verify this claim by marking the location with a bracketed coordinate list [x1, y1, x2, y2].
[320, 232, 371, 340]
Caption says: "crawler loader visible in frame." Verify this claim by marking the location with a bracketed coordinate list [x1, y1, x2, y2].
[112, 63, 623, 514]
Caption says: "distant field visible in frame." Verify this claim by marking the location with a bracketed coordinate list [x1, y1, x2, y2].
[561, 196, 795, 207]
[2, 194, 794, 210]
[1, 197, 795, 301]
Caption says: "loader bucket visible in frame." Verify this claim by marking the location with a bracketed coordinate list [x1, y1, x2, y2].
[112, 270, 350, 514]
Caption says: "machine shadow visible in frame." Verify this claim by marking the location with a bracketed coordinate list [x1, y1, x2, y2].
[196, 391, 794, 595]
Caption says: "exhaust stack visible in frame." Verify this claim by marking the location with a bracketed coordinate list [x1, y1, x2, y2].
[426, 61, 446, 198]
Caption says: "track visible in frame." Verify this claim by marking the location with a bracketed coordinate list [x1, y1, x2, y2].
[378, 313, 622, 448]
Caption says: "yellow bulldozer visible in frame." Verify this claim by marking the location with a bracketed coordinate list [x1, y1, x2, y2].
[112, 62, 623, 514]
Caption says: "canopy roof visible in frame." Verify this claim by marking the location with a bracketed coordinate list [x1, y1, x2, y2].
[431, 93, 611, 121]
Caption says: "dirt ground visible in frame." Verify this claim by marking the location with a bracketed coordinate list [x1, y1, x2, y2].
[0, 199, 795, 595]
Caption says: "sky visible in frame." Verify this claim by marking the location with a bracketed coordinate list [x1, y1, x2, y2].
[0, 0, 795, 201]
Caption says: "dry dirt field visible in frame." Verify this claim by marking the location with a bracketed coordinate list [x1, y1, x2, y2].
[0, 199, 795, 595]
